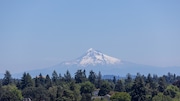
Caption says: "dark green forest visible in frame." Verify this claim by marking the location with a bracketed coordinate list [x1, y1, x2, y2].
[0, 70, 180, 101]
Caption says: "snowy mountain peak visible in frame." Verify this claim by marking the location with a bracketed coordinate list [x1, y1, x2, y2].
[87, 48, 95, 52]
[64, 48, 121, 66]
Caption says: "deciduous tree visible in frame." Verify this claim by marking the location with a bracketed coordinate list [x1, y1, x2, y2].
[111, 92, 131, 101]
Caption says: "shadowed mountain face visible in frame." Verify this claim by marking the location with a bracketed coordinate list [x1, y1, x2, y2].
[12, 48, 180, 78]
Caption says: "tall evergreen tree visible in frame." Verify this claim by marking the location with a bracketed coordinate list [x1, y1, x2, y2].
[64, 70, 72, 82]
[125, 73, 133, 93]
[113, 76, 116, 84]
[45, 74, 52, 89]
[59, 73, 63, 81]
[131, 73, 146, 101]
[39, 73, 45, 87]
[75, 69, 87, 83]
[88, 70, 96, 85]
[83, 70, 86, 78]
[145, 74, 158, 99]
[20, 72, 33, 89]
[2, 70, 12, 85]
[96, 71, 102, 88]
[115, 80, 125, 92]
[52, 70, 58, 85]
[35, 76, 40, 87]
[146, 74, 153, 84]
[158, 77, 167, 92]
[153, 74, 159, 83]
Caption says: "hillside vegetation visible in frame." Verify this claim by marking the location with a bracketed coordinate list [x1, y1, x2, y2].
[0, 70, 180, 101]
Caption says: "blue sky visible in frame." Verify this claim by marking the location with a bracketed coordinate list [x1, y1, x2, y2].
[0, 0, 180, 73]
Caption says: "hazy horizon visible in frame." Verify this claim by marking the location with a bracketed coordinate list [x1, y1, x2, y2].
[1, 0, 180, 73]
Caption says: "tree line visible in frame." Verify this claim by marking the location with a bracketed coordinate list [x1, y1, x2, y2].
[0, 70, 180, 101]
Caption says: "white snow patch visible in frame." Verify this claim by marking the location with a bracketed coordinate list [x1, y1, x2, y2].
[79, 48, 121, 66]
[103, 54, 121, 64]
[80, 56, 94, 66]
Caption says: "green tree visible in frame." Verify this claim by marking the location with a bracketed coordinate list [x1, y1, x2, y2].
[45, 74, 52, 89]
[59, 73, 63, 81]
[145, 74, 158, 99]
[131, 73, 146, 101]
[81, 93, 91, 101]
[173, 80, 180, 88]
[39, 73, 45, 86]
[111, 92, 131, 101]
[52, 70, 59, 85]
[22, 86, 49, 101]
[75, 69, 87, 83]
[64, 70, 72, 82]
[152, 93, 172, 101]
[98, 81, 111, 96]
[80, 81, 95, 95]
[80, 81, 95, 101]
[164, 85, 180, 98]
[34, 73, 45, 87]
[20, 72, 33, 89]
[95, 71, 102, 88]
[153, 74, 159, 83]
[56, 85, 64, 100]
[34, 76, 40, 87]
[2, 70, 12, 85]
[48, 86, 57, 101]
[55, 81, 81, 101]
[124, 73, 133, 93]
[81, 93, 86, 101]
[113, 76, 116, 84]
[146, 74, 153, 84]
[115, 80, 125, 92]
[88, 70, 96, 85]
[158, 77, 167, 92]
[62, 89, 74, 101]
[70, 81, 81, 101]
[0, 85, 23, 101]
[165, 72, 176, 84]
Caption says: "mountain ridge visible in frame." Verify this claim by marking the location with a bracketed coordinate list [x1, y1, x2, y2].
[7, 48, 180, 78]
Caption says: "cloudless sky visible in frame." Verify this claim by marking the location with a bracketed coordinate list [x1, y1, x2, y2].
[0, 0, 180, 73]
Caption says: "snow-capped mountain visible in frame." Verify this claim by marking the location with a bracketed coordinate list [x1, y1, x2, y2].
[16, 48, 180, 78]
[64, 48, 121, 66]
